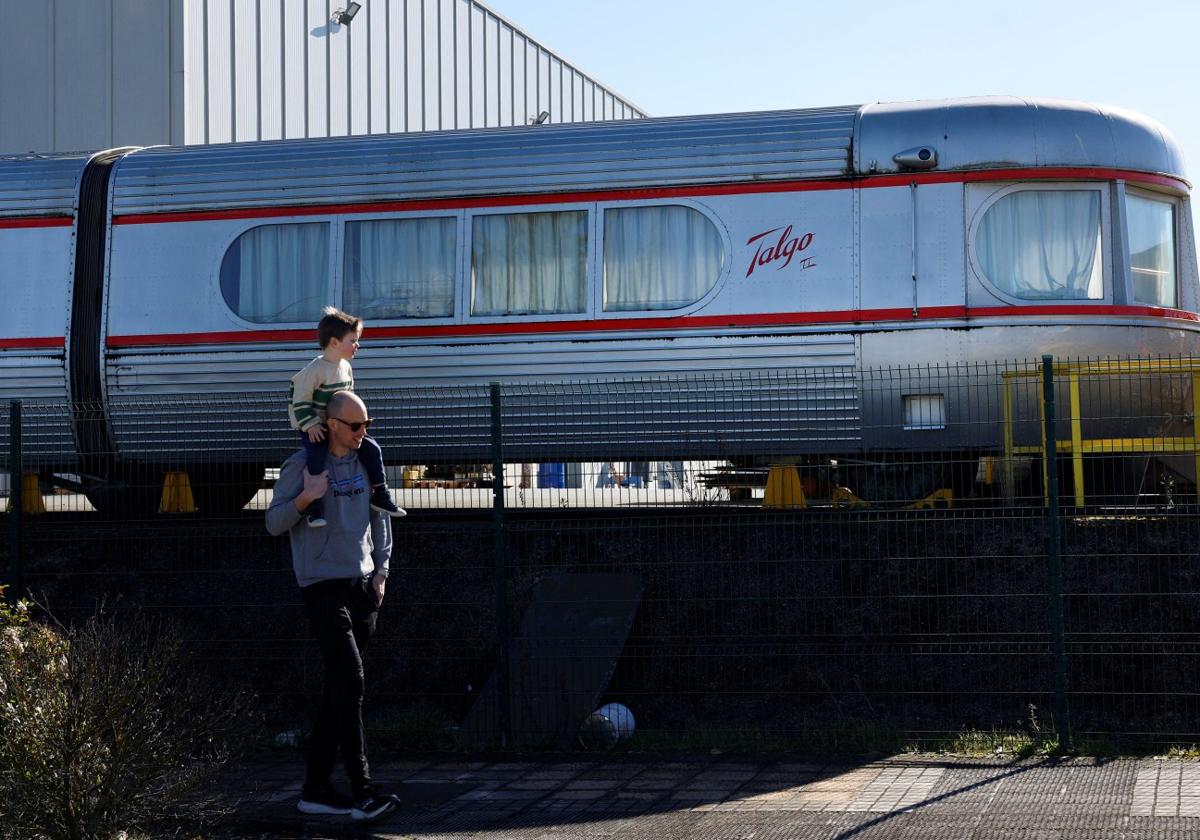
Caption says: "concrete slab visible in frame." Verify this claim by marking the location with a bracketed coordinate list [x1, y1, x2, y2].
[214, 754, 1200, 839]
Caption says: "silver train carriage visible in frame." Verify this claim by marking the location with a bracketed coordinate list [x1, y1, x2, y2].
[1, 96, 1197, 509]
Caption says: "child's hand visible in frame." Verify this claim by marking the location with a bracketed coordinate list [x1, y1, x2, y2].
[307, 425, 326, 443]
[300, 470, 329, 507]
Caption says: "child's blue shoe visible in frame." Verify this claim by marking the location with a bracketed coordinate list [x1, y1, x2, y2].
[370, 487, 406, 517]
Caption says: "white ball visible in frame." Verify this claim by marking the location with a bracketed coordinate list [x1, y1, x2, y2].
[595, 703, 635, 741]
[578, 713, 619, 751]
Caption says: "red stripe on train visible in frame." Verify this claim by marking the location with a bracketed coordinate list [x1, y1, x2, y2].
[974, 304, 1197, 320]
[110, 168, 1189, 226]
[104, 304, 1199, 348]
[0, 217, 73, 229]
[0, 337, 66, 349]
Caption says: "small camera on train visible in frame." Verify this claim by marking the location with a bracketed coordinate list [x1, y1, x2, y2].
[892, 146, 938, 169]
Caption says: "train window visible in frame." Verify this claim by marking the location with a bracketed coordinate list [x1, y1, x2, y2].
[903, 394, 945, 430]
[471, 210, 587, 316]
[602, 205, 725, 311]
[1126, 194, 1176, 308]
[344, 217, 456, 319]
[976, 190, 1103, 300]
[219, 222, 330, 323]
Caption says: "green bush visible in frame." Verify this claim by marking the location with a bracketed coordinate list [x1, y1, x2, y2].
[0, 596, 260, 840]
[0, 583, 29, 630]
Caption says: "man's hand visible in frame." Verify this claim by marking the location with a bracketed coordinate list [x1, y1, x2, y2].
[371, 574, 386, 607]
[307, 425, 326, 443]
[296, 469, 329, 512]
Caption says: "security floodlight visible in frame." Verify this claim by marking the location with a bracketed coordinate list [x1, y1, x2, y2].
[531, 110, 550, 125]
[333, 2, 362, 25]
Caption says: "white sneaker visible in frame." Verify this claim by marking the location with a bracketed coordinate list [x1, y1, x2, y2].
[351, 792, 399, 822]
[297, 786, 353, 815]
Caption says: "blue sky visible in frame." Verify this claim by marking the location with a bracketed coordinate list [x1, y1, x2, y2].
[487, 0, 1200, 209]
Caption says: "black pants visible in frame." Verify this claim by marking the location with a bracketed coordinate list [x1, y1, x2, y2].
[302, 575, 379, 797]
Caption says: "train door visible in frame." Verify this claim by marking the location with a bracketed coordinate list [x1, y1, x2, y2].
[853, 178, 970, 501]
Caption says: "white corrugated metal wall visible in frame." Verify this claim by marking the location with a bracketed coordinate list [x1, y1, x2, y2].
[184, 0, 646, 144]
[0, 0, 645, 154]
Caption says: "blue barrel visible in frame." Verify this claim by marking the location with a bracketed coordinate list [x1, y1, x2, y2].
[538, 462, 566, 488]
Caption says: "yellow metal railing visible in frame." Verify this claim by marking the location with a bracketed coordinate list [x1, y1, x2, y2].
[1002, 359, 1200, 506]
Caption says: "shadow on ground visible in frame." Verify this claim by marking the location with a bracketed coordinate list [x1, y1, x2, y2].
[218, 752, 1109, 838]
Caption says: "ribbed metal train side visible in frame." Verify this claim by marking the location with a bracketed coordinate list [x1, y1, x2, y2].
[103, 331, 862, 463]
[0, 153, 89, 466]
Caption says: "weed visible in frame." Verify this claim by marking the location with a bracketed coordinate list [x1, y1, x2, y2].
[626, 720, 907, 756]
[370, 701, 461, 752]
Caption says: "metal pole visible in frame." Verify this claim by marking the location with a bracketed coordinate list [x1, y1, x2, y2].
[489, 382, 511, 747]
[910, 181, 919, 318]
[8, 400, 22, 601]
[1041, 356, 1071, 750]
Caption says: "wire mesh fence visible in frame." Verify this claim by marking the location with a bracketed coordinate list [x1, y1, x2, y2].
[3, 355, 1200, 751]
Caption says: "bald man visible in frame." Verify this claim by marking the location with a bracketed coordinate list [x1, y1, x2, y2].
[266, 391, 398, 823]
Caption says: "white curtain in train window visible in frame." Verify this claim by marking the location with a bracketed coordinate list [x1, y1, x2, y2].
[1126, 194, 1176, 307]
[603, 206, 725, 311]
[471, 211, 587, 315]
[344, 218, 456, 318]
[976, 190, 1103, 300]
[220, 223, 329, 323]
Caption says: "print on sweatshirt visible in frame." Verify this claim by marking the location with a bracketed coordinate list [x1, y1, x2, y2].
[332, 473, 367, 498]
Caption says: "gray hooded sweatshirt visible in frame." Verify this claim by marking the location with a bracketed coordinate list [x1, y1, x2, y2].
[266, 449, 392, 588]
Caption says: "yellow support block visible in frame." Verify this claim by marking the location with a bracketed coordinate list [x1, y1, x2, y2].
[831, 486, 868, 509]
[7, 473, 47, 514]
[763, 465, 805, 509]
[907, 488, 954, 510]
[159, 471, 196, 513]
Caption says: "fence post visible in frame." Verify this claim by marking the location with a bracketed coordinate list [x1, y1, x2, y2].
[489, 382, 511, 747]
[7, 400, 22, 601]
[1041, 356, 1071, 750]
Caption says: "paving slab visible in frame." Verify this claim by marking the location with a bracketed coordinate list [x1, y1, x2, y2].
[215, 754, 1200, 838]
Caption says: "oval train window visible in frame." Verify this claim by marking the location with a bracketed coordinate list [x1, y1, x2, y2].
[220, 222, 330, 323]
[975, 190, 1103, 301]
[603, 205, 725, 311]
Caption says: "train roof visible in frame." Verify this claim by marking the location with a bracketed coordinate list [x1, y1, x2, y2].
[108, 104, 857, 215]
[855, 96, 1185, 179]
[41, 97, 1197, 217]
[0, 151, 90, 219]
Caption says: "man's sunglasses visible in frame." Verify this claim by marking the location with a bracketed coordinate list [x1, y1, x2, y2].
[328, 416, 374, 433]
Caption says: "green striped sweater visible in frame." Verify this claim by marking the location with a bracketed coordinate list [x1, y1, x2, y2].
[288, 356, 354, 431]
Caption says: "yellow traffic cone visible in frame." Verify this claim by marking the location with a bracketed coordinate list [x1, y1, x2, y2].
[17, 473, 46, 514]
[159, 471, 196, 513]
[763, 465, 805, 509]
